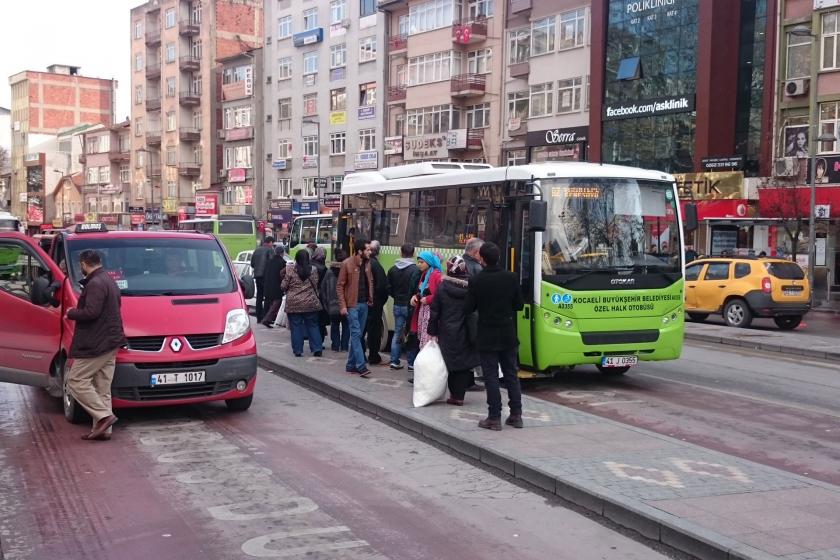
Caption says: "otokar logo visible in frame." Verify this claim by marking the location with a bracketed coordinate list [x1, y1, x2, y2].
[626, 0, 676, 13]
[610, 278, 636, 286]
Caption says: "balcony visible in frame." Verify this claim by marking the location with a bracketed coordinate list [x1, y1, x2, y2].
[179, 127, 202, 142]
[388, 85, 407, 104]
[146, 130, 162, 145]
[178, 160, 201, 177]
[179, 19, 200, 36]
[78, 154, 86, 164]
[145, 30, 161, 46]
[508, 0, 531, 15]
[108, 150, 130, 163]
[450, 74, 486, 97]
[145, 96, 161, 111]
[146, 62, 161, 79]
[509, 61, 530, 79]
[377, 0, 408, 11]
[388, 34, 407, 53]
[224, 126, 254, 142]
[450, 129, 485, 150]
[179, 55, 201, 72]
[507, 118, 528, 137]
[452, 18, 488, 46]
[179, 90, 201, 106]
[149, 165, 162, 178]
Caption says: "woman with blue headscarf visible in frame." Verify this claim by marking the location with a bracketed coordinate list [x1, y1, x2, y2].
[408, 250, 444, 367]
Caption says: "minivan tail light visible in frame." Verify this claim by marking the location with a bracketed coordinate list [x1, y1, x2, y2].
[761, 277, 772, 293]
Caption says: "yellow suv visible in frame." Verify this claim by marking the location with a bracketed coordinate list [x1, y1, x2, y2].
[684, 257, 811, 329]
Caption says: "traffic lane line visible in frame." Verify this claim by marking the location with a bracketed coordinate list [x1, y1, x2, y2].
[524, 364, 840, 486]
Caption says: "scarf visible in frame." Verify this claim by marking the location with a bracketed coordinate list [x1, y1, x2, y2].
[418, 250, 442, 295]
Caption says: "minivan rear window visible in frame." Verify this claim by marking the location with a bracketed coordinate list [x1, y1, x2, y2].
[765, 262, 805, 280]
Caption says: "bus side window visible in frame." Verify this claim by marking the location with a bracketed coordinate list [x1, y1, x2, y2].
[318, 219, 333, 244]
[301, 220, 317, 244]
[290, 219, 302, 247]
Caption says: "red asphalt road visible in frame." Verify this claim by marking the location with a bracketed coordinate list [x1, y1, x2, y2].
[524, 342, 840, 486]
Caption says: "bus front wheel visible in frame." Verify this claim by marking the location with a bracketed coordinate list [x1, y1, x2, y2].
[596, 365, 630, 375]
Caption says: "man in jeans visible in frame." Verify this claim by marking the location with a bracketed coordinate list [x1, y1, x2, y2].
[386, 243, 420, 370]
[250, 236, 274, 322]
[465, 242, 525, 431]
[337, 238, 374, 377]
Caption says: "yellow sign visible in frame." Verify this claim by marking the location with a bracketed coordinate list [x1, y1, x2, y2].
[84, 213, 98, 223]
[329, 111, 347, 125]
[52, 218, 63, 228]
[674, 171, 744, 200]
[162, 198, 178, 213]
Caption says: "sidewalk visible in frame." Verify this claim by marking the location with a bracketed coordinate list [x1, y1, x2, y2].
[685, 323, 840, 360]
[255, 327, 840, 560]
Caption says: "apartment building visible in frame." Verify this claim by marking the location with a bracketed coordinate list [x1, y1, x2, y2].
[218, 49, 264, 218]
[380, 0, 503, 167]
[264, 0, 386, 210]
[502, 1, 591, 166]
[8, 64, 116, 229]
[80, 121, 132, 228]
[130, 0, 262, 227]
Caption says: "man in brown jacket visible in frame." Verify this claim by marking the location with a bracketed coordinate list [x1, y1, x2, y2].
[337, 237, 373, 376]
[66, 249, 126, 441]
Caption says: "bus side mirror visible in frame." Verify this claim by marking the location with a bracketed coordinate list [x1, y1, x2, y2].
[528, 200, 547, 233]
[683, 203, 699, 232]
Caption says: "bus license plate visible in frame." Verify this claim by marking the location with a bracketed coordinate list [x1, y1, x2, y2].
[151, 371, 206, 386]
[601, 356, 637, 368]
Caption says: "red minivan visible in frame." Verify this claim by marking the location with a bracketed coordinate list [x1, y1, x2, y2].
[0, 224, 257, 423]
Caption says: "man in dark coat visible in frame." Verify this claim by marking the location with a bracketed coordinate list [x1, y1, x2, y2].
[465, 242, 525, 431]
[365, 240, 390, 365]
[261, 245, 288, 327]
[66, 249, 126, 441]
[251, 236, 274, 321]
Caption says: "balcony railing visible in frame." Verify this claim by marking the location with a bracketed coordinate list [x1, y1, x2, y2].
[145, 30, 161, 46]
[177, 160, 201, 176]
[146, 130, 162, 145]
[179, 55, 200, 72]
[450, 74, 486, 97]
[149, 165, 162, 178]
[146, 62, 161, 79]
[179, 127, 202, 142]
[388, 85, 407, 103]
[508, 0, 531, 14]
[145, 97, 161, 111]
[452, 18, 488, 45]
[108, 150, 130, 163]
[78, 154, 86, 164]
[388, 34, 407, 52]
[179, 90, 201, 105]
[509, 61, 530, 79]
[378, 0, 408, 10]
[179, 19, 200, 36]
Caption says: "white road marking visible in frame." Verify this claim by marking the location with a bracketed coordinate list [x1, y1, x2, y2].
[670, 458, 752, 483]
[604, 461, 684, 488]
[241, 526, 369, 558]
[209, 497, 319, 521]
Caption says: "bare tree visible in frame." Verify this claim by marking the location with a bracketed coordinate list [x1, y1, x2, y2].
[758, 178, 807, 260]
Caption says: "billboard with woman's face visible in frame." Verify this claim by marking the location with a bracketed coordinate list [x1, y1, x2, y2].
[784, 125, 809, 158]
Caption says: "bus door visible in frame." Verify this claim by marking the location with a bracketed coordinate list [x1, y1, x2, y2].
[507, 196, 536, 369]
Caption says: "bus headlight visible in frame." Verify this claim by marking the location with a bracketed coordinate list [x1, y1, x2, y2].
[662, 316, 670, 324]
[564, 320, 573, 329]
[223, 309, 251, 344]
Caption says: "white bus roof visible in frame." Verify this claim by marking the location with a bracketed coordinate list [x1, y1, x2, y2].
[342, 162, 675, 195]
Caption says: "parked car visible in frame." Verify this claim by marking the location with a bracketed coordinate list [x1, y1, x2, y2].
[684, 257, 811, 329]
[233, 260, 256, 310]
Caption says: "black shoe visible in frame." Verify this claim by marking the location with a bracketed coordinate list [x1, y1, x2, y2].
[466, 384, 484, 392]
[479, 417, 502, 431]
[407, 378, 414, 384]
[505, 414, 524, 429]
[262, 323, 274, 328]
[358, 368, 372, 378]
[294, 353, 302, 357]
[314, 351, 323, 357]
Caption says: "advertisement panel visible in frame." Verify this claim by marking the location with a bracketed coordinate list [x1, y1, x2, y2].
[228, 168, 247, 183]
[329, 111, 347, 125]
[384, 136, 403, 155]
[403, 130, 467, 161]
[354, 151, 378, 170]
[673, 171, 744, 200]
[603, 94, 696, 121]
[195, 194, 218, 216]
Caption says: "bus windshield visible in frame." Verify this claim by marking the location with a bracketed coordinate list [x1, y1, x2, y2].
[66, 238, 235, 296]
[541, 178, 680, 283]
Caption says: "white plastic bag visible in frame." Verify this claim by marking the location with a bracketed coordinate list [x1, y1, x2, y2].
[273, 296, 288, 328]
[412, 340, 448, 407]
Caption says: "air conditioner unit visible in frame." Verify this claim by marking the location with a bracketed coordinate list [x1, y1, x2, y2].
[266, 76, 272, 84]
[265, 153, 272, 161]
[266, 114, 273, 122]
[785, 78, 809, 97]
[219, 169, 227, 179]
[774, 157, 800, 177]
[217, 130, 225, 139]
[340, 19, 350, 28]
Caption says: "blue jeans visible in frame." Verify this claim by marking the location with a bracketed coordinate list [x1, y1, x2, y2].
[390, 305, 409, 365]
[346, 303, 369, 371]
[330, 315, 349, 351]
[288, 312, 323, 355]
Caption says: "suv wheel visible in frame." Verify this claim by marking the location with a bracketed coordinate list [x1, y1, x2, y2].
[724, 299, 753, 328]
[773, 315, 802, 330]
[687, 312, 709, 322]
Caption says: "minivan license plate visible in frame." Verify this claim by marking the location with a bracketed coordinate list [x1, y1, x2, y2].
[601, 356, 637, 368]
[151, 371, 206, 386]
[783, 289, 801, 296]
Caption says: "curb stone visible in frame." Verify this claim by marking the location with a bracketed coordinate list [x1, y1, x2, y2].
[684, 332, 839, 361]
[257, 355, 775, 560]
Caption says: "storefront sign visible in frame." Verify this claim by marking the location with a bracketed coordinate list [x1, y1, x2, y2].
[129, 206, 144, 214]
[293, 201, 319, 215]
[759, 186, 840, 218]
[816, 204, 831, 219]
[679, 199, 752, 221]
[357, 106, 376, 120]
[272, 159, 288, 169]
[84, 212, 98, 223]
[52, 218, 62, 228]
[100, 214, 118, 225]
[626, 0, 676, 14]
[701, 156, 745, 171]
[330, 111, 347, 125]
[131, 214, 146, 225]
[302, 156, 318, 169]
[195, 194, 218, 216]
[100, 184, 122, 195]
[532, 144, 581, 163]
[403, 131, 467, 161]
[145, 208, 160, 223]
[323, 194, 341, 209]
[162, 199, 178, 213]
[315, 177, 328, 189]
[603, 94, 695, 121]
[527, 126, 589, 147]
[293, 28, 323, 47]
[228, 168, 247, 183]
[384, 136, 403, 155]
[674, 171, 744, 200]
[354, 151, 378, 170]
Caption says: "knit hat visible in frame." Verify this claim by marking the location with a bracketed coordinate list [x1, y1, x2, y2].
[447, 255, 467, 278]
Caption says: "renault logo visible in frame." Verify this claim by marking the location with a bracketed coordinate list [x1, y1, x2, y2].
[170, 337, 183, 352]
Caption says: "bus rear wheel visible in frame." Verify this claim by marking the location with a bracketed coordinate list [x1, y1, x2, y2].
[596, 365, 630, 375]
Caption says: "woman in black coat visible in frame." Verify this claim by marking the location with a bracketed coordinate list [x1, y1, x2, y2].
[427, 256, 480, 405]
[261, 246, 287, 327]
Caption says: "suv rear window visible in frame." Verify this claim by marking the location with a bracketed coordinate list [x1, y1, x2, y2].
[765, 262, 805, 280]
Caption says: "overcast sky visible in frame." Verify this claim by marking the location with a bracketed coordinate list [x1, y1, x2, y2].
[0, 0, 135, 121]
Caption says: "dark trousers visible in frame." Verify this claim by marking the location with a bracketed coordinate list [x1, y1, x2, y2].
[448, 369, 474, 401]
[365, 303, 384, 363]
[262, 297, 282, 325]
[480, 348, 522, 419]
[255, 277, 266, 321]
[330, 315, 349, 351]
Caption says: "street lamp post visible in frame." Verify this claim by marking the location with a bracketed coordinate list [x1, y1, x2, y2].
[302, 117, 321, 202]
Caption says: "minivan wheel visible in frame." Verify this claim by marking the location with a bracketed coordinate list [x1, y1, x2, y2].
[724, 299, 753, 328]
[773, 315, 802, 330]
[687, 312, 709, 322]
[226, 394, 253, 412]
[59, 359, 88, 424]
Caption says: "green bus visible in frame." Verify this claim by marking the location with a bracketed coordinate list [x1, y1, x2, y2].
[338, 162, 694, 377]
[288, 213, 335, 262]
[178, 216, 258, 260]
